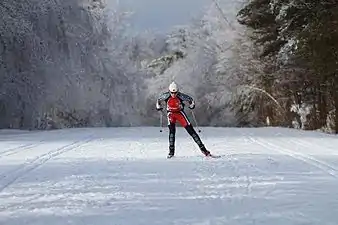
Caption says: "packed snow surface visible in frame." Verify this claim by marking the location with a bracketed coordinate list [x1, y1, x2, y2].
[0, 127, 338, 225]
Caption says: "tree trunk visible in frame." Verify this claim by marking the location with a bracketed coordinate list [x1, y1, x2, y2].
[318, 81, 327, 129]
[334, 76, 338, 134]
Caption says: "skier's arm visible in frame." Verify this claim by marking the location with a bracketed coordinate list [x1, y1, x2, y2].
[179, 93, 195, 109]
[156, 92, 170, 110]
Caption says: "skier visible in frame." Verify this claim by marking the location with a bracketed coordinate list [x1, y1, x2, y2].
[156, 81, 212, 158]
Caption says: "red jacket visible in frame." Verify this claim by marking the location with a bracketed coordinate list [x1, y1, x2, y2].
[156, 92, 194, 112]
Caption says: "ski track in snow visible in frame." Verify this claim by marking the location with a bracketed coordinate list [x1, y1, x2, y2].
[0, 143, 39, 159]
[0, 127, 338, 225]
[0, 132, 96, 192]
[237, 129, 338, 179]
[251, 137, 338, 178]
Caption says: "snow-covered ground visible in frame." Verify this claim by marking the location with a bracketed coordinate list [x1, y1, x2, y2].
[0, 127, 338, 225]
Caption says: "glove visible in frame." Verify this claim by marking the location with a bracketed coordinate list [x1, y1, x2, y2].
[189, 101, 195, 109]
[156, 101, 163, 111]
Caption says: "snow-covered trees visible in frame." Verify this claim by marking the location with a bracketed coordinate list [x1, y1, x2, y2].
[2, 0, 336, 132]
[143, 1, 246, 126]
[237, 0, 338, 133]
[0, 0, 143, 129]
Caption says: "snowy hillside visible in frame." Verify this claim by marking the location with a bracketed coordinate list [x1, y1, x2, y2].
[0, 127, 338, 225]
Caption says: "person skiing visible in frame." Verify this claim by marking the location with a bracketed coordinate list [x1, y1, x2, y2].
[156, 81, 212, 158]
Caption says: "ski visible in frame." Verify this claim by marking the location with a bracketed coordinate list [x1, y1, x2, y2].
[166, 154, 221, 159]
[207, 154, 221, 158]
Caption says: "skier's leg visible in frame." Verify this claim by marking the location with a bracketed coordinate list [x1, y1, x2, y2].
[168, 123, 176, 157]
[177, 112, 210, 156]
[167, 112, 176, 157]
[185, 124, 210, 156]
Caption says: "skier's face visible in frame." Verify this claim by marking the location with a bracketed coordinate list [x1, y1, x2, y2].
[170, 91, 177, 97]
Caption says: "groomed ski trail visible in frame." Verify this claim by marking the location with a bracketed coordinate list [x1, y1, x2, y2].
[0, 127, 337, 225]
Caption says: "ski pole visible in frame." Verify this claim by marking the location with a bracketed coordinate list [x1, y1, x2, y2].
[159, 111, 163, 132]
[191, 110, 201, 132]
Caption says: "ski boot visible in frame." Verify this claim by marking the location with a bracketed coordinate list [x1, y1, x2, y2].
[200, 146, 211, 156]
[167, 154, 174, 159]
[167, 147, 175, 159]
